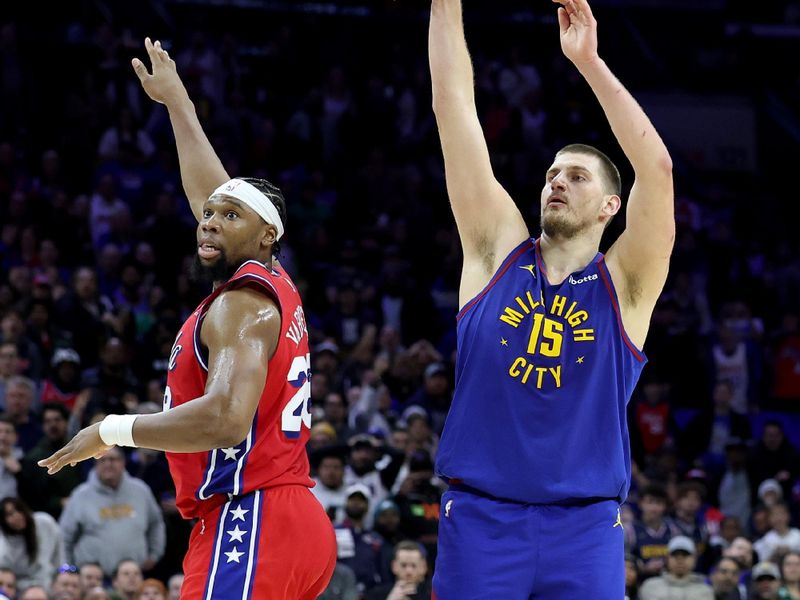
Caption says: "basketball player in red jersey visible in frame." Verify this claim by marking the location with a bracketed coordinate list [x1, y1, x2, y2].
[39, 38, 336, 599]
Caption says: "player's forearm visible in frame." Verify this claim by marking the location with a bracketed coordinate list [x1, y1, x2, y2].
[430, 0, 476, 112]
[166, 96, 230, 222]
[132, 393, 246, 452]
[578, 58, 673, 179]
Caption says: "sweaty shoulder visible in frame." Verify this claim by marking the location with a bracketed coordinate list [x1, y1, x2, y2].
[202, 287, 281, 357]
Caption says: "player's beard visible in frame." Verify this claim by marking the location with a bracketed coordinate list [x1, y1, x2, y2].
[540, 208, 591, 240]
[189, 250, 242, 286]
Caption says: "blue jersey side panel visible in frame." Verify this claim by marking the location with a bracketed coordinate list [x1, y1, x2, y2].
[435, 238, 646, 504]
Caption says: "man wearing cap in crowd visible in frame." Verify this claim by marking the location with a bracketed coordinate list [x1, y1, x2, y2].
[40, 348, 82, 410]
[334, 482, 393, 594]
[758, 479, 785, 508]
[639, 536, 714, 599]
[345, 433, 390, 513]
[750, 562, 782, 600]
[405, 362, 451, 436]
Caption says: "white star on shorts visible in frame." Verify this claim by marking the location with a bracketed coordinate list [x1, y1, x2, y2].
[221, 447, 241, 461]
[229, 506, 249, 522]
[225, 547, 244, 563]
[227, 525, 247, 543]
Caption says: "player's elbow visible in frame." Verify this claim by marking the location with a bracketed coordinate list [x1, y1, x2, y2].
[657, 152, 673, 176]
[215, 417, 252, 449]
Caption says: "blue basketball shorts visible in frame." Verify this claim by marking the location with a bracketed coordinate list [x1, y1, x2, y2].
[432, 487, 625, 599]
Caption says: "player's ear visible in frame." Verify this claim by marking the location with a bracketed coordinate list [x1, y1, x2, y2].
[260, 225, 277, 248]
[602, 194, 621, 218]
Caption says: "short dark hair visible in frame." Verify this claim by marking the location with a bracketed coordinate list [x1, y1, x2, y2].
[238, 177, 287, 257]
[676, 481, 705, 501]
[640, 483, 668, 502]
[111, 558, 140, 580]
[41, 402, 70, 421]
[714, 556, 741, 573]
[557, 143, 622, 196]
[394, 540, 426, 560]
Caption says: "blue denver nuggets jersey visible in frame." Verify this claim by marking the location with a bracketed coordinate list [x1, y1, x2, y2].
[435, 238, 646, 504]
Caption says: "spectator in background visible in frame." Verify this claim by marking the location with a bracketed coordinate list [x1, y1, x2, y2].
[631, 368, 675, 466]
[137, 578, 167, 600]
[39, 349, 82, 410]
[49, 565, 81, 600]
[668, 481, 710, 563]
[717, 439, 752, 530]
[750, 561, 782, 600]
[4, 377, 42, 453]
[681, 380, 751, 473]
[749, 423, 799, 500]
[769, 311, 800, 406]
[78, 563, 103, 597]
[405, 362, 451, 436]
[310, 446, 349, 524]
[0, 497, 64, 590]
[80, 337, 139, 419]
[0, 569, 16, 599]
[638, 536, 713, 600]
[21, 403, 81, 518]
[753, 502, 800, 563]
[1, 310, 43, 382]
[19, 585, 48, 600]
[709, 556, 742, 600]
[625, 552, 641, 600]
[629, 484, 673, 579]
[323, 392, 354, 443]
[166, 574, 183, 600]
[0, 343, 19, 407]
[0, 418, 20, 500]
[109, 559, 142, 600]
[345, 435, 389, 510]
[394, 450, 442, 565]
[780, 551, 800, 600]
[59, 447, 165, 577]
[365, 541, 432, 600]
[318, 563, 359, 600]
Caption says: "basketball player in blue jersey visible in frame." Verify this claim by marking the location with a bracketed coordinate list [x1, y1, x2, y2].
[429, 0, 674, 598]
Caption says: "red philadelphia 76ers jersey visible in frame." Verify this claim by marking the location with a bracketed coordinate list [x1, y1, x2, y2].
[164, 259, 313, 519]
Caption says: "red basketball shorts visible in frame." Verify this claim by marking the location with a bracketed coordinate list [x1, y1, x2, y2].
[181, 485, 336, 599]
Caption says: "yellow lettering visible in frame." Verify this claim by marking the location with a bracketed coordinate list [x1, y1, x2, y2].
[515, 296, 531, 315]
[526, 291, 539, 312]
[568, 310, 589, 327]
[564, 301, 578, 321]
[550, 294, 566, 317]
[521, 363, 534, 384]
[509, 357, 526, 377]
[500, 307, 525, 328]
[540, 319, 564, 357]
[573, 329, 595, 342]
[550, 365, 562, 388]
[527, 313, 545, 354]
[535, 367, 548, 388]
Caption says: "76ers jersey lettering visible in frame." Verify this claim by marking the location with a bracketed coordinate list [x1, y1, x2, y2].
[165, 260, 314, 519]
[435, 238, 646, 505]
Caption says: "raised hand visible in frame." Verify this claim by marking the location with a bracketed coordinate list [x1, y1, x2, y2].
[132, 37, 188, 106]
[37, 423, 111, 475]
[553, 0, 599, 66]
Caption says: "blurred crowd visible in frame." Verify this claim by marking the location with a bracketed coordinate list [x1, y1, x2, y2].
[0, 1, 799, 599]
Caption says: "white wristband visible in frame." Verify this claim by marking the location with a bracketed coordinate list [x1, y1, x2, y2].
[98, 414, 138, 447]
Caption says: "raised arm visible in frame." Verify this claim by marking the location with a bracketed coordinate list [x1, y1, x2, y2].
[555, 1, 674, 323]
[132, 38, 229, 221]
[430, 0, 529, 304]
[39, 287, 280, 473]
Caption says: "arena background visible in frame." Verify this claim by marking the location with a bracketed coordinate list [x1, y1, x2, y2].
[0, 0, 799, 598]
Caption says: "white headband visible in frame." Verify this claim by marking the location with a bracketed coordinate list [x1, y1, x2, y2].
[210, 178, 285, 240]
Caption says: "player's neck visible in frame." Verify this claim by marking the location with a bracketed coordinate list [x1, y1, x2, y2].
[538, 233, 600, 283]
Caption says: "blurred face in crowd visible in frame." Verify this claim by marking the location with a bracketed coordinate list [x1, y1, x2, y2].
[95, 448, 126, 488]
[763, 424, 784, 451]
[375, 506, 401, 535]
[323, 393, 346, 423]
[713, 381, 734, 410]
[43, 407, 68, 442]
[101, 338, 127, 369]
[540, 151, 619, 239]
[720, 516, 742, 543]
[52, 572, 81, 600]
[769, 504, 790, 532]
[640, 494, 667, 522]
[113, 560, 143, 595]
[80, 563, 104, 593]
[317, 457, 345, 489]
[711, 558, 740, 594]
[424, 372, 448, 396]
[784, 553, 800, 584]
[724, 537, 754, 569]
[74, 267, 98, 301]
[0, 422, 17, 456]
[349, 444, 376, 472]
[390, 429, 409, 453]
[0, 343, 18, 378]
[20, 585, 48, 600]
[754, 575, 780, 599]
[5, 381, 33, 418]
[345, 493, 369, 522]
[676, 490, 702, 518]
[0, 569, 16, 597]
[168, 574, 184, 600]
[392, 549, 427, 584]
[1, 312, 24, 340]
[3, 500, 28, 531]
[667, 550, 695, 578]
[139, 582, 166, 600]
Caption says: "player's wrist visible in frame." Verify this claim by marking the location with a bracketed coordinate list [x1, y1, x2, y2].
[98, 414, 139, 447]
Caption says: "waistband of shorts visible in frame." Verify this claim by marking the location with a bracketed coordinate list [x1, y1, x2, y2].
[445, 478, 617, 507]
[193, 484, 311, 518]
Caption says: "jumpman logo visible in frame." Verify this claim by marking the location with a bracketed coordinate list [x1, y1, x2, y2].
[519, 264, 536, 278]
[613, 508, 623, 529]
[445, 499, 453, 518]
